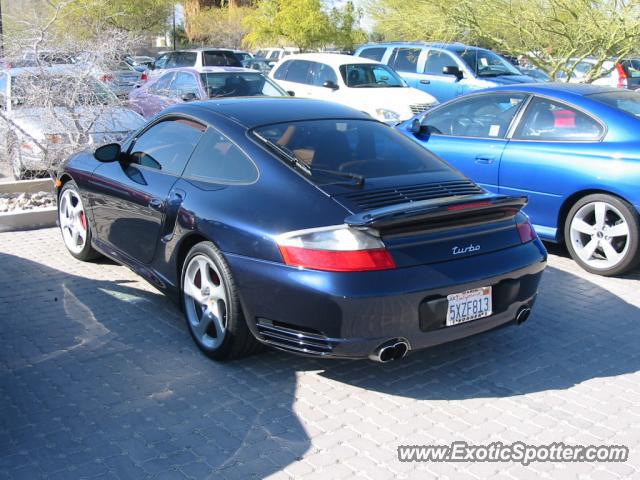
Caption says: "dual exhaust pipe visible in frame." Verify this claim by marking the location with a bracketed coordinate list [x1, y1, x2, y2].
[369, 305, 533, 363]
[369, 339, 410, 363]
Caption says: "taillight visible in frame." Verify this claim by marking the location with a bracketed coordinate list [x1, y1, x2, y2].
[100, 74, 114, 82]
[517, 219, 537, 243]
[276, 225, 396, 272]
[140, 72, 148, 82]
[616, 63, 628, 88]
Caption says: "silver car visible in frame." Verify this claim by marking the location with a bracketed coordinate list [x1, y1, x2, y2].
[0, 66, 145, 179]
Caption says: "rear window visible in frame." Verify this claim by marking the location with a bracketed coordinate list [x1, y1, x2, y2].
[202, 50, 242, 67]
[620, 59, 640, 78]
[359, 47, 386, 62]
[589, 90, 640, 117]
[253, 119, 448, 184]
[200, 72, 286, 97]
[166, 52, 197, 68]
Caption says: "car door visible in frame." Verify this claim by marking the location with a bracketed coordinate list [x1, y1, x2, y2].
[499, 96, 606, 238]
[387, 47, 425, 90]
[275, 60, 312, 97]
[88, 117, 205, 264]
[413, 92, 528, 190]
[420, 49, 466, 102]
[306, 61, 340, 101]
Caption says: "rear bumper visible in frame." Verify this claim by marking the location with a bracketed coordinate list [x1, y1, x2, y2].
[227, 239, 547, 359]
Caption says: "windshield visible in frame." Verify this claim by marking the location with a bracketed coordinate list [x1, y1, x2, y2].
[460, 49, 521, 77]
[253, 119, 448, 183]
[11, 75, 117, 107]
[339, 63, 406, 88]
[200, 72, 286, 97]
[589, 90, 640, 118]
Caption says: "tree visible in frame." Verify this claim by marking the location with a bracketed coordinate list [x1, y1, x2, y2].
[184, 5, 251, 47]
[330, 1, 367, 51]
[243, 0, 334, 51]
[370, 0, 640, 81]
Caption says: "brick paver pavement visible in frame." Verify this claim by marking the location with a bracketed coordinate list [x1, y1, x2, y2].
[0, 228, 639, 479]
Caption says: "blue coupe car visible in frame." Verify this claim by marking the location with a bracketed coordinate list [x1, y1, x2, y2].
[56, 98, 546, 361]
[401, 84, 640, 276]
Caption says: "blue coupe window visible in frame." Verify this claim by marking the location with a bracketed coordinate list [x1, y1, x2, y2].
[253, 119, 448, 183]
[589, 90, 640, 118]
[183, 128, 258, 184]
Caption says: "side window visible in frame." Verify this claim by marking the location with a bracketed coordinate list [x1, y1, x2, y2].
[424, 50, 457, 75]
[128, 118, 205, 175]
[149, 72, 175, 95]
[359, 47, 386, 62]
[273, 60, 291, 80]
[284, 60, 312, 84]
[389, 48, 421, 73]
[154, 54, 169, 70]
[171, 72, 199, 96]
[183, 128, 258, 184]
[310, 62, 338, 86]
[513, 97, 604, 141]
[423, 93, 527, 138]
[268, 50, 280, 61]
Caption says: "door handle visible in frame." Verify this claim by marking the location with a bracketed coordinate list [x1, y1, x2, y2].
[420, 79, 431, 84]
[475, 155, 496, 164]
[149, 198, 164, 211]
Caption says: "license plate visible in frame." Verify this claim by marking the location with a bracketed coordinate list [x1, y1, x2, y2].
[446, 287, 492, 326]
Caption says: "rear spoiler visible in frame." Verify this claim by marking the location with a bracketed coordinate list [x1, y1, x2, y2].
[345, 194, 528, 230]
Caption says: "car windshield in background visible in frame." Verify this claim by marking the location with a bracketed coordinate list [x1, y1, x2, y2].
[460, 49, 522, 77]
[339, 64, 406, 88]
[589, 90, 640, 117]
[201, 72, 285, 97]
[12, 75, 116, 107]
[253, 119, 448, 184]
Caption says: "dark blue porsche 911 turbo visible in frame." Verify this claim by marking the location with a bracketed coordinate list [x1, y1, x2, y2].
[56, 98, 547, 361]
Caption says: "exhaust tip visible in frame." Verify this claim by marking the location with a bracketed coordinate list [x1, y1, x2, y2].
[515, 306, 532, 325]
[369, 339, 410, 363]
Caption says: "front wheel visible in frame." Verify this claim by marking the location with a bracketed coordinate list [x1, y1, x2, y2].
[564, 194, 639, 276]
[181, 241, 260, 360]
[58, 181, 101, 261]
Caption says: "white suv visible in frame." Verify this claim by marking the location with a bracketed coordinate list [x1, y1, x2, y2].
[269, 53, 438, 123]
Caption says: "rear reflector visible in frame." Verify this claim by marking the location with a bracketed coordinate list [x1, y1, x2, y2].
[447, 201, 493, 212]
[517, 220, 537, 243]
[616, 63, 628, 88]
[279, 246, 395, 272]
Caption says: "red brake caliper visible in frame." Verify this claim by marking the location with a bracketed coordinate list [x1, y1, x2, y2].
[80, 211, 87, 230]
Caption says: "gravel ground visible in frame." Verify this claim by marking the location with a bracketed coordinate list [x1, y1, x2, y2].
[0, 192, 56, 213]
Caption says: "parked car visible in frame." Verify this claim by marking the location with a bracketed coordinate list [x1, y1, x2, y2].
[243, 57, 272, 75]
[517, 66, 550, 82]
[147, 49, 243, 81]
[354, 42, 537, 102]
[125, 55, 155, 73]
[400, 83, 640, 275]
[0, 67, 145, 179]
[255, 47, 300, 66]
[232, 50, 254, 65]
[560, 58, 640, 90]
[96, 61, 144, 98]
[270, 53, 438, 123]
[129, 66, 288, 118]
[55, 97, 546, 361]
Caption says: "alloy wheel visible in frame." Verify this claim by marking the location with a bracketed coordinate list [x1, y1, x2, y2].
[59, 188, 88, 255]
[569, 201, 630, 270]
[183, 254, 228, 350]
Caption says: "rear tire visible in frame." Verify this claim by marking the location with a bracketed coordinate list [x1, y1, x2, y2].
[564, 193, 639, 276]
[181, 241, 261, 360]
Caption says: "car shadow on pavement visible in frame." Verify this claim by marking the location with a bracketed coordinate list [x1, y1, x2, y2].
[0, 252, 309, 480]
[317, 265, 640, 399]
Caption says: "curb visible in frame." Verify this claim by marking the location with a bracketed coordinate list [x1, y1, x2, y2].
[0, 179, 57, 232]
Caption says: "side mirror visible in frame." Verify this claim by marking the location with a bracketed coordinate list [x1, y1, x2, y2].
[322, 80, 339, 90]
[286, 90, 295, 97]
[94, 143, 121, 162]
[181, 92, 198, 102]
[443, 65, 463, 81]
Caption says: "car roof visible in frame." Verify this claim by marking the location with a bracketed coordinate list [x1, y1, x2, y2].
[277, 53, 379, 66]
[165, 97, 371, 128]
[357, 42, 488, 53]
[162, 66, 258, 75]
[485, 82, 621, 97]
[166, 48, 236, 54]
